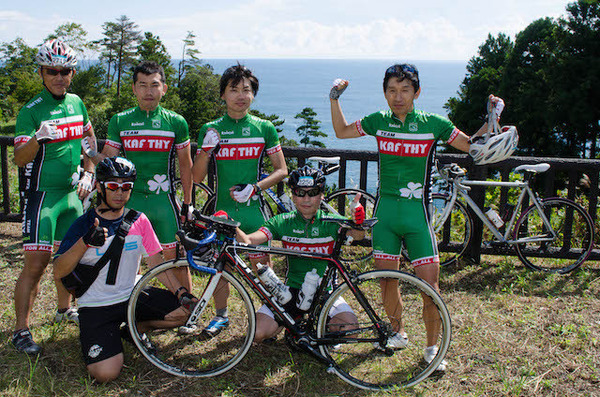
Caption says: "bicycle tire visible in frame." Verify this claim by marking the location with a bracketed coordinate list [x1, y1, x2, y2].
[173, 180, 216, 215]
[127, 259, 256, 377]
[431, 193, 473, 267]
[514, 197, 594, 273]
[323, 188, 376, 263]
[316, 270, 452, 390]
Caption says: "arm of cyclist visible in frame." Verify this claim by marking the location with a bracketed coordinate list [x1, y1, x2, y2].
[347, 194, 366, 240]
[235, 228, 268, 245]
[13, 121, 60, 167]
[449, 94, 505, 153]
[54, 218, 108, 278]
[230, 149, 288, 203]
[330, 79, 362, 139]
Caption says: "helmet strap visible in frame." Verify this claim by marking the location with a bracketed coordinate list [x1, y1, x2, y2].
[43, 82, 66, 100]
[97, 185, 122, 214]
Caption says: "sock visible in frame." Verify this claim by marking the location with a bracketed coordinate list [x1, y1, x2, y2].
[216, 308, 228, 318]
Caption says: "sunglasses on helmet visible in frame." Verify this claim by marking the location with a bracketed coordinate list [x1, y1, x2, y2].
[292, 187, 322, 197]
[44, 67, 74, 76]
[102, 181, 134, 191]
[385, 64, 418, 76]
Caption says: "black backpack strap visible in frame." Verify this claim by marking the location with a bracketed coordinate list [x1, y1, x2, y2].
[105, 209, 140, 285]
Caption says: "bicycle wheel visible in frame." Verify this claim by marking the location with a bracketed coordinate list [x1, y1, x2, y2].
[316, 270, 452, 390]
[431, 193, 473, 267]
[514, 197, 594, 273]
[127, 259, 256, 377]
[323, 188, 376, 262]
[173, 180, 215, 215]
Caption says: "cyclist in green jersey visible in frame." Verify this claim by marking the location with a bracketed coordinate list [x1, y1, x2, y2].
[99, 61, 194, 292]
[192, 64, 288, 336]
[236, 166, 365, 342]
[330, 63, 506, 370]
[12, 39, 98, 355]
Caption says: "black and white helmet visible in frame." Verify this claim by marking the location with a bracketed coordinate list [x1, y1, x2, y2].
[288, 166, 326, 190]
[36, 39, 77, 68]
[96, 157, 137, 182]
[469, 125, 519, 165]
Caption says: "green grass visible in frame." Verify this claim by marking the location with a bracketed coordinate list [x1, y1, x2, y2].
[1, 222, 600, 396]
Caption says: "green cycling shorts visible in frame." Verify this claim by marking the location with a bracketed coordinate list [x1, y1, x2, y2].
[23, 189, 83, 252]
[129, 191, 179, 249]
[372, 195, 439, 266]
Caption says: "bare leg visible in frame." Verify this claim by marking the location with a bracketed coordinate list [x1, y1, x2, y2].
[253, 312, 282, 343]
[374, 258, 404, 334]
[14, 251, 51, 331]
[163, 247, 192, 291]
[87, 353, 124, 383]
[414, 261, 441, 347]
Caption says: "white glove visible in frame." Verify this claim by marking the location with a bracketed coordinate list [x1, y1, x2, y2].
[232, 184, 256, 203]
[78, 171, 94, 193]
[488, 96, 505, 120]
[81, 136, 98, 158]
[202, 129, 220, 154]
[35, 121, 59, 144]
[329, 78, 348, 100]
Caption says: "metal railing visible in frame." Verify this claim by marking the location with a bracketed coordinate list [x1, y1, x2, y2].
[2, 136, 599, 261]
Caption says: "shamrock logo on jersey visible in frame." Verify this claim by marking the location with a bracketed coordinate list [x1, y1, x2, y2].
[399, 182, 423, 199]
[148, 174, 170, 194]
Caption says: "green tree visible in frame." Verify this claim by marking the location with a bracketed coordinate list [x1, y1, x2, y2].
[554, 0, 600, 157]
[294, 107, 327, 148]
[445, 33, 513, 136]
[501, 18, 561, 156]
[0, 38, 39, 121]
[178, 31, 201, 86]
[137, 32, 176, 83]
[100, 15, 142, 97]
[178, 64, 225, 139]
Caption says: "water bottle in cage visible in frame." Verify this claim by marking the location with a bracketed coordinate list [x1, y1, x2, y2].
[256, 263, 292, 304]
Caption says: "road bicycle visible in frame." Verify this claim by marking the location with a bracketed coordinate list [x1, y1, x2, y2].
[176, 156, 376, 262]
[127, 213, 452, 390]
[431, 162, 594, 273]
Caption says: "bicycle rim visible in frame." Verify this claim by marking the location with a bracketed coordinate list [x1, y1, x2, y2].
[127, 260, 256, 377]
[431, 194, 472, 267]
[514, 198, 594, 273]
[323, 189, 376, 263]
[316, 270, 452, 390]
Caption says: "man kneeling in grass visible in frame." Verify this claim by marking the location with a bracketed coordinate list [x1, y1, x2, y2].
[54, 157, 192, 382]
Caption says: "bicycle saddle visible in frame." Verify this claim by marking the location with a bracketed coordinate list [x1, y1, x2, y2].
[514, 163, 550, 174]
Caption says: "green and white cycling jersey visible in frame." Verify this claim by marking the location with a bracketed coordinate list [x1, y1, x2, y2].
[15, 89, 92, 192]
[258, 210, 342, 289]
[197, 113, 281, 214]
[106, 106, 190, 195]
[356, 108, 459, 201]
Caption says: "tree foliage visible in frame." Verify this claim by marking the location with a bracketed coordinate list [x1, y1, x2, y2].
[446, 0, 600, 158]
[295, 107, 327, 148]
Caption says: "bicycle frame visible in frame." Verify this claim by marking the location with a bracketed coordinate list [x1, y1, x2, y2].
[437, 171, 557, 245]
[183, 221, 388, 354]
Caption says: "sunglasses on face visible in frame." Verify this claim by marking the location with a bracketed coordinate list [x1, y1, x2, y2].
[103, 181, 134, 191]
[292, 187, 322, 197]
[44, 67, 73, 76]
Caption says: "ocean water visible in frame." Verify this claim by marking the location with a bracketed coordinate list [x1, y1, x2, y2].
[204, 59, 467, 192]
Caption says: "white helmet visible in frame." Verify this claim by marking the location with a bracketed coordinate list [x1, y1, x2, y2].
[469, 125, 518, 165]
[36, 39, 77, 68]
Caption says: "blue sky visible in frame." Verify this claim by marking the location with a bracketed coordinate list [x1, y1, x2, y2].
[1, 0, 572, 60]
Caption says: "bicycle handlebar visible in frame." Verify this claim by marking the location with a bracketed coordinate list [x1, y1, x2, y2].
[322, 216, 378, 230]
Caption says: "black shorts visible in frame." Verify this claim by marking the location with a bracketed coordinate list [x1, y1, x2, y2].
[78, 287, 179, 365]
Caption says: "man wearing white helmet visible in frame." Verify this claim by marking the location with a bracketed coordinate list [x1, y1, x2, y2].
[12, 39, 97, 355]
[330, 63, 511, 371]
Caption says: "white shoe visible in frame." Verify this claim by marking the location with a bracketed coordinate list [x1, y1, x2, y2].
[54, 307, 79, 324]
[178, 324, 198, 335]
[424, 345, 447, 371]
[374, 332, 408, 350]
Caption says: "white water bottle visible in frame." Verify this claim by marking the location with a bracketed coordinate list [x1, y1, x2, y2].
[485, 208, 504, 228]
[297, 268, 321, 311]
[256, 263, 292, 304]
